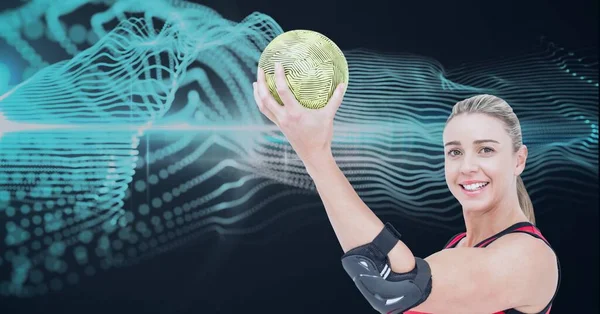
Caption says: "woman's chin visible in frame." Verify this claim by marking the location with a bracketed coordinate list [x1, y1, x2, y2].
[460, 199, 491, 213]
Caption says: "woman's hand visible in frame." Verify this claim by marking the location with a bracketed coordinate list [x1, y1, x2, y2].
[253, 62, 346, 165]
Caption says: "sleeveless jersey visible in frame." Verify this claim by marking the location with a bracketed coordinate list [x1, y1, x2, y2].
[404, 222, 561, 314]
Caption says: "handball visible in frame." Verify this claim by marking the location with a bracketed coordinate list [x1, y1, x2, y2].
[258, 30, 349, 109]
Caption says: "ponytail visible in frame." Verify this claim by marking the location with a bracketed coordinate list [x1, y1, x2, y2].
[517, 176, 535, 225]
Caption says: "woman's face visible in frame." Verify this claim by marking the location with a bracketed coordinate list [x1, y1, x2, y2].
[443, 113, 527, 212]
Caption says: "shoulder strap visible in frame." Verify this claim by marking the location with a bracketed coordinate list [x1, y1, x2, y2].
[476, 222, 543, 248]
[444, 222, 548, 249]
[443, 232, 467, 249]
[510, 224, 550, 245]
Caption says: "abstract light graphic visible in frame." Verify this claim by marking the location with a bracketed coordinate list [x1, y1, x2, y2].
[0, 63, 9, 94]
[0, 0, 597, 298]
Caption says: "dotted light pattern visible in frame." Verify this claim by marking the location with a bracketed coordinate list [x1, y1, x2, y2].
[0, 63, 9, 93]
[0, 0, 283, 297]
[0, 0, 598, 300]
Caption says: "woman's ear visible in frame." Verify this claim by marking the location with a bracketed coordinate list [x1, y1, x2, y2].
[515, 145, 528, 176]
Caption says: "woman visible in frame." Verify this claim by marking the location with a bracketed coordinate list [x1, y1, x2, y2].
[252, 63, 560, 314]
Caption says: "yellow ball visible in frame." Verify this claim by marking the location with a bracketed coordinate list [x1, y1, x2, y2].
[258, 30, 349, 109]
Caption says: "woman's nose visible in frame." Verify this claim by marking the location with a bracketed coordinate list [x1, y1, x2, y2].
[459, 155, 479, 174]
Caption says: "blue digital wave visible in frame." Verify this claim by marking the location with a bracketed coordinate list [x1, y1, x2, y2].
[0, 0, 597, 298]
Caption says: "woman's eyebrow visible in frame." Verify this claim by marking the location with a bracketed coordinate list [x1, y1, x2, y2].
[444, 139, 500, 147]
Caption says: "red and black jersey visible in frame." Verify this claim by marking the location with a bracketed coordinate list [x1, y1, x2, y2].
[405, 222, 561, 314]
[442, 222, 561, 314]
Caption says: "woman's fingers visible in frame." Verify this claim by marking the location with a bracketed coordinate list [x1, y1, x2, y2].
[253, 82, 278, 126]
[273, 62, 303, 113]
[323, 83, 346, 119]
[256, 67, 286, 122]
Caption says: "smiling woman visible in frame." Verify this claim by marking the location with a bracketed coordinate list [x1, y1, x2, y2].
[253, 64, 561, 314]
[443, 95, 536, 226]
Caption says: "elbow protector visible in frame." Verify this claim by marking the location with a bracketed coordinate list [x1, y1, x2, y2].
[341, 223, 432, 314]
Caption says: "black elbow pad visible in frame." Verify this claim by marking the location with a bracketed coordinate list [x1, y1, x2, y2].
[341, 223, 432, 314]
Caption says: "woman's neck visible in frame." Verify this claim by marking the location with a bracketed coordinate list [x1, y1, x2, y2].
[462, 196, 529, 247]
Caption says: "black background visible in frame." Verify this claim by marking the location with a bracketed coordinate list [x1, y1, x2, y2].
[0, 0, 598, 313]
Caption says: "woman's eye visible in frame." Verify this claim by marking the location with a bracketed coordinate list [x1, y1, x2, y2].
[480, 147, 495, 154]
[447, 149, 461, 157]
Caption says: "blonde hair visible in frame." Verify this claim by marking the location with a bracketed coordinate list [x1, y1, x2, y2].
[446, 94, 535, 225]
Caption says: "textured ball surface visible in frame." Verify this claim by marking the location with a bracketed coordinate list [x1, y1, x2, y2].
[258, 30, 349, 109]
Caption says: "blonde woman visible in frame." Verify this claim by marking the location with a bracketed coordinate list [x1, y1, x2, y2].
[252, 64, 560, 314]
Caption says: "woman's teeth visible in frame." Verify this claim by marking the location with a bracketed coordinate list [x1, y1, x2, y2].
[462, 182, 489, 191]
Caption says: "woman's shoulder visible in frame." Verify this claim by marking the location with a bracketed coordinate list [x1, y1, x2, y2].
[486, 222, 555, 255]
[486, 222, 557, 265]
[487, 231, 559, 309]
[487, 231, 556, 260]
